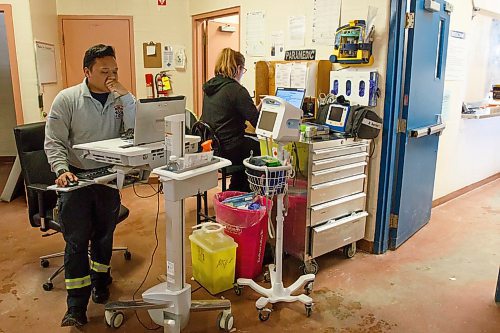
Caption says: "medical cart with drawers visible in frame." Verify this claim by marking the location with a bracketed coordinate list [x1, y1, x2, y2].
[275, 136, 369, 274]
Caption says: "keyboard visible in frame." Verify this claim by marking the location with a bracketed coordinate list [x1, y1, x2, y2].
[76, 167, 116, 182]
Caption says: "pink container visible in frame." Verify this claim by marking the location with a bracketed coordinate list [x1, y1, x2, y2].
[214, 191, 270, 279]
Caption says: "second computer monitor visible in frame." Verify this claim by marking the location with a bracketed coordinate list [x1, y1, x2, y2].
[134, 96, 186, 146]
[275, 87, 306, 110]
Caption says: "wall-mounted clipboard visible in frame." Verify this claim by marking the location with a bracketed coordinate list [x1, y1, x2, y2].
[143, 42, 162, 68]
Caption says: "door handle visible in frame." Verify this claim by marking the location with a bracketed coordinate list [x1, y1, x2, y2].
[429, 123, 446, 135]
[410, 122, 446, 138]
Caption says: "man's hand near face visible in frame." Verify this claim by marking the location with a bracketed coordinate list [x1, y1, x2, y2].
[105, 77, 129, 96]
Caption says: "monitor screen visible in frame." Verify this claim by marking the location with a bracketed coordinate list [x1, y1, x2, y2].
[275, 87, 306, 109]
[134, 96, 186, 145]
[328, 106, 345, 122]
[258, 111, 278, 132]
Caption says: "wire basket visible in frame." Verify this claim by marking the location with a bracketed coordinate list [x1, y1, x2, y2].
[243, 158, 293, 196]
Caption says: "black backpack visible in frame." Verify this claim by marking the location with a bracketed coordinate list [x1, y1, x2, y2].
[345, 106, 382, 139]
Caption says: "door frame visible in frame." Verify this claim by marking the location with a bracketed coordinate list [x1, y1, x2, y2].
[374, 0, 407, 254]
[192, 6, 240, 117]
[0, 4, 24, 125]
[58, 15, 136, 95]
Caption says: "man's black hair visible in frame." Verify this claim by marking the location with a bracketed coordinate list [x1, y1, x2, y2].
[83, 44, 116, 69]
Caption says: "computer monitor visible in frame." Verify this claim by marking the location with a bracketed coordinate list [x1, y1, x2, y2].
[325, 103, 350, 133]
[255, 96, 301, 142]
[134, 96, 186, 145]
[275, 87, 306, 110]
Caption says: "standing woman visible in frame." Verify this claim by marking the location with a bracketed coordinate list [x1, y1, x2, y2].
[201, 48, 261, 192]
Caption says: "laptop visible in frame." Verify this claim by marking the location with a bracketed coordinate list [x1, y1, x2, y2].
[132, 96, 186, 146]
[275, 87, 306, 109]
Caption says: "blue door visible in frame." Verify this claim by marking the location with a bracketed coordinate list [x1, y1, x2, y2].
[390, 0, 450, 249]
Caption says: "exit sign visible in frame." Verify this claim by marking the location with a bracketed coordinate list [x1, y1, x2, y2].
[158, 0, 167, 6]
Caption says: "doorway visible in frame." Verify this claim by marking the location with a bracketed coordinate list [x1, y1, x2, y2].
[58, 16, 136, 95]
[0, 5, 23, 198]
[192, 7, 240, 116]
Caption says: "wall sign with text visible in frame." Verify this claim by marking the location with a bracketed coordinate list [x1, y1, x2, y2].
[284, 49, 316, 61]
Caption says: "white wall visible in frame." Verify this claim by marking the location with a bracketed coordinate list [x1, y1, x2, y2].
[434, 0, 500, 199]
[189, 0, 390, 241]
[1, 0, 41, 124]
[56, 0, 193, 108]
[29, 0, 63, 118]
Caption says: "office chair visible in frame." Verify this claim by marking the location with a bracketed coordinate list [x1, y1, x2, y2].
[191, 120, 245, 224]
[13, 122, 131, 291]
[184, 108, 198, 135]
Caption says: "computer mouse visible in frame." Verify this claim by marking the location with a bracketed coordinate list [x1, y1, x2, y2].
[66, 178, 79, 187]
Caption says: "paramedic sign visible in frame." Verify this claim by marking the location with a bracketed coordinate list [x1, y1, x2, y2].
[284, 49, 316, 61]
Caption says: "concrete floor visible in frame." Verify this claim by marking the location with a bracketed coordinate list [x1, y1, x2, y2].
[0, 179, 498, 333]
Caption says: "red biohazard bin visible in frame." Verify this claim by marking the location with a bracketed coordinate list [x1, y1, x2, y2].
[214, 191, 270, 279]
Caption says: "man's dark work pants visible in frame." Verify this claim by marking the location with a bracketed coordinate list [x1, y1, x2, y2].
[58, 184, 120, 309]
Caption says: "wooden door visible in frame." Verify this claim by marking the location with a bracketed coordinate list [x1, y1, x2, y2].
[206, 21, 239, 81]
[60, 16, 135, 94]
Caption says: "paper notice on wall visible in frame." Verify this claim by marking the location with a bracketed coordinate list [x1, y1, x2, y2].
[441, 87, 451, 121]
[290, 63, 308, 88]
[288, 16, 306, 47]
[445, 30, 467, 81]
[270, 31, 285, 59]
[163, 46, 174, 70]
[275, 63, 292, 88]
[246, 11, 266, 56]
[312, 0, 341, 45]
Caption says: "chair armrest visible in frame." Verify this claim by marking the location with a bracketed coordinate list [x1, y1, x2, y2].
[27, 183, 55, 223]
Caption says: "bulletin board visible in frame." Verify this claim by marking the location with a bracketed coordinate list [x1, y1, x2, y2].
[35, 41, 57, 84]
[255, 60, 332, 117]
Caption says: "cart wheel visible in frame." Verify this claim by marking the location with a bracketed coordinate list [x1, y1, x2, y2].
[305, 304, 313, 317]
[304, 281, 314, 295]
[263, 271, 271, 283]
[105, 310, 124, 329]
[41, 259, 49, 268]
[233, 283, 242, 296]
[258, 308, 271, 322]
[42, 282, 53, 291]
[302, 260, 319, 275]
[343, 242, 356, 259]
[124, 250, 132, 261]
[217, 310, 234, 331]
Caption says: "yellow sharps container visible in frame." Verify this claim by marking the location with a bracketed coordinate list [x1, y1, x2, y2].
[189, 222, 238, 294]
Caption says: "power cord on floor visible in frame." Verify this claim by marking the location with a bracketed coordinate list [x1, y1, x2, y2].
[131, 182, 162, 330]
[132, 181, 162, 198]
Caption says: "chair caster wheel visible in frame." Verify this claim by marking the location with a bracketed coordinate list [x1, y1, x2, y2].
[217, 310, 234, 331]
[305, 304, 313, 317]
[257, 308, 271, 322]
[105, 310, 124, 329]
[124, 250, 132, 261]
[41, 259, 49, 268]
[42, 282, 53, 291]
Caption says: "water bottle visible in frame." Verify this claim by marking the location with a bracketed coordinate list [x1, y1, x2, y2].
[166, 155, 180, 172]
